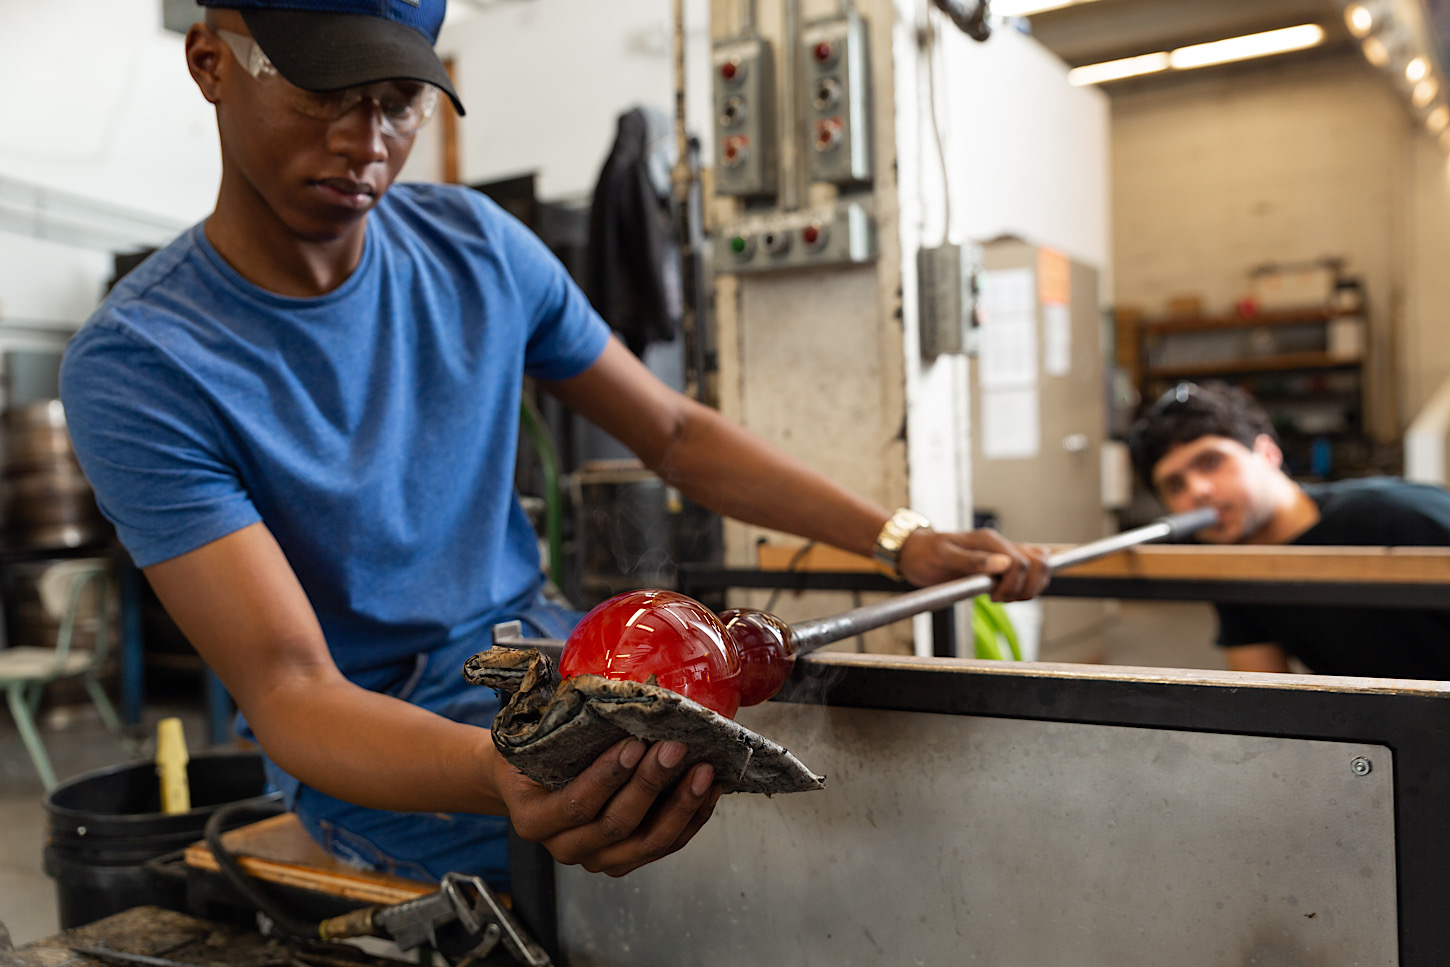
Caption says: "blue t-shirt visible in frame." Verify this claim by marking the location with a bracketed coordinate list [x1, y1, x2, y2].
[61, 183, 611, 688]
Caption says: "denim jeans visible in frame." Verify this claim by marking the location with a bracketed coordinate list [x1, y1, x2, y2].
[263, 593, 584, 890]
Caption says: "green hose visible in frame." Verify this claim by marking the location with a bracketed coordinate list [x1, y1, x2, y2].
[518, 395, 565, 591]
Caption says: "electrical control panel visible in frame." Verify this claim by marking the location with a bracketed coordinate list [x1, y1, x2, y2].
[713, 37, 778, 199]
[917, 242, 982, 358]
[716, 201, 876, 275]
[802, 12, 873, 187]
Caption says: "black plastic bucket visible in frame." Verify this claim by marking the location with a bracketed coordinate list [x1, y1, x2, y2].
[42, 749, 280, 928]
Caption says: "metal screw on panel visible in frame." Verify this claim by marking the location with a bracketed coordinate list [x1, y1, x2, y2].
[1351, 756, 1372, 776]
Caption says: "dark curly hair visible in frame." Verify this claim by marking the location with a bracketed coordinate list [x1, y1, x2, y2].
[1127, 381, 1277, 488]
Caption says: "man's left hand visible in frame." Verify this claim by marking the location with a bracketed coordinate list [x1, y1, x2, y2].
[897, 528, 1051, 601]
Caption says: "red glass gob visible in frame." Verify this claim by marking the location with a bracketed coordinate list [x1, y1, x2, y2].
[560, 590, 743, 718]
[720, 608, 796, 707]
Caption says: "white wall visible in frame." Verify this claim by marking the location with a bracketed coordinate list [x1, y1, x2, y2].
[1109, 54, 1450, 437]
[896, 12, 1110, 535]
[939, 25, 1111, 279]
[0, 0, 218, 335]
[417, 0, 712, 199]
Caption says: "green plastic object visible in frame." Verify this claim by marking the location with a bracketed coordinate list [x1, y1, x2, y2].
[970, 595, 1022, 661]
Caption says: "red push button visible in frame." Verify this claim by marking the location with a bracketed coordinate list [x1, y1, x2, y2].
[813, 118, 843, 152]
[814, 41, 836, 64]
[722, 136, 750, 168]
[721, 59, 742, 82]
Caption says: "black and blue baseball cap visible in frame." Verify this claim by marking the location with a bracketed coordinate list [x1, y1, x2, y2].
[198, 0, 465, 115]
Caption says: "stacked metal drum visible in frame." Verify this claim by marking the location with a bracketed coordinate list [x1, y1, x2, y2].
[2, 400, 109, 552]
[1, 400, 113, 652]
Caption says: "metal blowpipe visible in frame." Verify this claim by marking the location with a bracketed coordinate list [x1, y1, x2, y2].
[789, 507, 1220, 658]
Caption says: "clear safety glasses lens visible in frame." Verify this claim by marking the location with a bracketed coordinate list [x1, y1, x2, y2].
[215, 29, 440, 138]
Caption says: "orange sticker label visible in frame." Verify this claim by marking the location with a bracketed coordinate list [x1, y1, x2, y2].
[1038, 248, 1070, 306]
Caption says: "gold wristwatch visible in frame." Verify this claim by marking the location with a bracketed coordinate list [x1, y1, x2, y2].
[872, 507, 932, 580]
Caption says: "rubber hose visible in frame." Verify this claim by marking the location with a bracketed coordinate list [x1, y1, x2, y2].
[204, 799, 323, 940]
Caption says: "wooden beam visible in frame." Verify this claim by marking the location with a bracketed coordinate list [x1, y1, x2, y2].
[184, 813, 434, 906]
[1060, 545, 1450, 584]
[758, 540, 1450, 585]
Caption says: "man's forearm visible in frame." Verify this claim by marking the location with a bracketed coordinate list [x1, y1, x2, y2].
[649, 402, 889, 557]
[246, 675, 508, 815]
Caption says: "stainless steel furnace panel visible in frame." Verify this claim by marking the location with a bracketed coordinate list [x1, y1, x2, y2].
[556, 703, 1396, 966]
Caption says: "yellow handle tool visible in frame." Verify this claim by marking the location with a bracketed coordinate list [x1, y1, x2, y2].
[156, 717, 191, 814]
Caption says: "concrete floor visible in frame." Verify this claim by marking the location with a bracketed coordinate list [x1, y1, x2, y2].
[0, 697, 209, 945]
[0, 601, 1234, 947]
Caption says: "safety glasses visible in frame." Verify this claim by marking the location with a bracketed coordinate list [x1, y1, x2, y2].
[216, 29, 440, 140]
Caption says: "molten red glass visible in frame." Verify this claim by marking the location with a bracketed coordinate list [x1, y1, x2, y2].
[560, 590, 743, 718]
[720, 608, 796, 707]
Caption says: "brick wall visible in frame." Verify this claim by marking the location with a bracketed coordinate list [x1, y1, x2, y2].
[1110, 53, 1450, 437]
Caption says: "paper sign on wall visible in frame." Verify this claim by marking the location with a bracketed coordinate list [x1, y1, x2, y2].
[1037, 248, 1070, 305]
[1043, 303, 1071, 376]
[982, 387, 1040, 460]
[978, 268, 1037, 391]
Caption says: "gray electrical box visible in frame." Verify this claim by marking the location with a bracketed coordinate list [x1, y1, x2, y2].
[715, 200, 876, 275]
[162, 0, 200, 34]
[713, 36, 777, 199]
[918, 242, 980, 358]
[802, 12, 873, 187]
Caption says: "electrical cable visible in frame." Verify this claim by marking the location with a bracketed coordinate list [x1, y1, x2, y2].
[204, 799, 326, 940]
[923, 1, 952, 245]
[764, 540, 816, 612]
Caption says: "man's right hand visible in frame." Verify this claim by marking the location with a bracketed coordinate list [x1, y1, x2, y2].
[495, 738, 722, 877]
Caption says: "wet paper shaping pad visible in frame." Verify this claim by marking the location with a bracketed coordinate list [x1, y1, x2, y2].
[462, 647, 825, 795]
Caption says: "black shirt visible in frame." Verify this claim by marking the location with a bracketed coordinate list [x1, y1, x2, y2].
[1214, 477, 1450, 679]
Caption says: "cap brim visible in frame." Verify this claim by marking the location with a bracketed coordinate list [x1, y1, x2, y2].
[240, 9, 465, 116]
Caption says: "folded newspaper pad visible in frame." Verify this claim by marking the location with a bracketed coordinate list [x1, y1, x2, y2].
[462, 646, 825, 795]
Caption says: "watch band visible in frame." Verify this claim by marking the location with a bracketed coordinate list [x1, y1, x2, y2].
[872, 507, 932, 580]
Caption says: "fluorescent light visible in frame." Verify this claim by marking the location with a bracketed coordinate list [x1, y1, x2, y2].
[1407, 56, 1428, 82]
[1169, 25, 1326, 70]
[1362, 36, 1391, 67]
[1069, 25, 1327, 86]
[1068, 52, 1170, 86]
[1428, 105, 1450, 133]
[1345, 3, 1375, 38]
[992, 0, 1104, 16]
[1414, 78, 1440, 108]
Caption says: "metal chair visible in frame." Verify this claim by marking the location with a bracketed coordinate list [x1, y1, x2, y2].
[0, 558, 126, 788]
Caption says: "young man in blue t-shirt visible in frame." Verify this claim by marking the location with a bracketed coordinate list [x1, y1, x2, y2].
[1129, 380, 1450, 680]
[60, 0, 1052, 886]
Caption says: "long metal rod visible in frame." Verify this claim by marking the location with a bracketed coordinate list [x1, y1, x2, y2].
[790, 508, 1219, 657]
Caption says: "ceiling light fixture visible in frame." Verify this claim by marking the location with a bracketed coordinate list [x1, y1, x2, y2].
[1067, 51, 1171, 86]
[1427, 105, 1450, 133]
[1413, 78, 1440, 107]
[1168, 25, 1326, 71]
[1345, 3, 1376, 37]
[1407, 55, 1429, 82]
[1362, 36, 1391, 67]
[1068, 25, 1326, 86]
